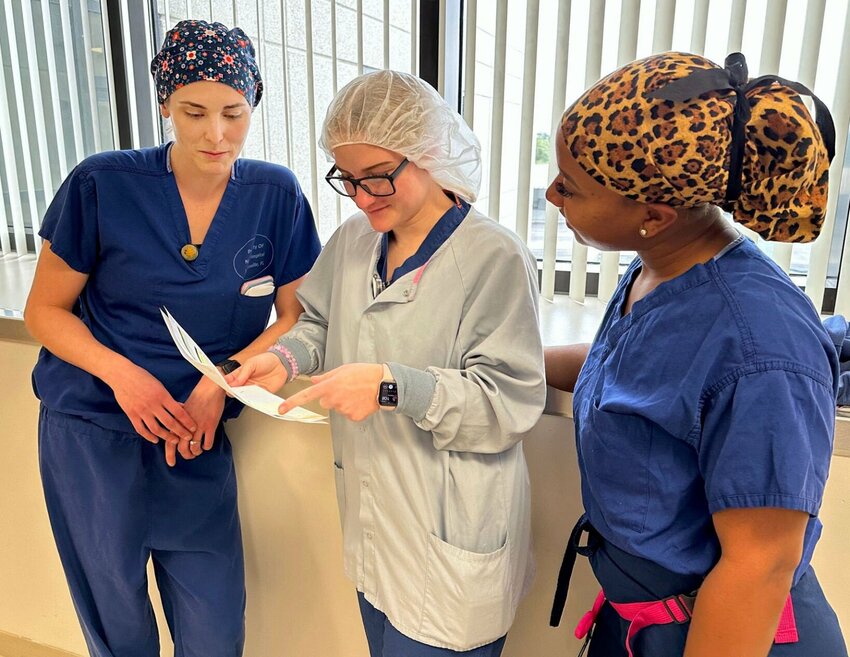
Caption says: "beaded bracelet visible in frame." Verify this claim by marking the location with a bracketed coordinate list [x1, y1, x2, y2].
[268, 343, 299, 380]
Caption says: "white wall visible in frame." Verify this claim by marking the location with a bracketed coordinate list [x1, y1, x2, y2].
[1, 337, 847, 656]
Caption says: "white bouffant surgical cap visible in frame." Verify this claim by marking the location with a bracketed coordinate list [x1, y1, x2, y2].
[319, 70, 482, 202]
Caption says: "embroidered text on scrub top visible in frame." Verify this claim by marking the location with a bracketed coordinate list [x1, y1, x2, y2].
[233, 235, 274, 279]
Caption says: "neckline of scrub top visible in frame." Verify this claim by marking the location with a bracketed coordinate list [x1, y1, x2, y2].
[376, 194, 470, 286]
[163, 142, 238, 276]
[607, 233, 748, 346]
[166, 141, 237, 181]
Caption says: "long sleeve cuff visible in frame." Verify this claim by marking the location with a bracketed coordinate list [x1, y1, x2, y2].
[387, 362, 437, 422]
[269, 337, 315, 381]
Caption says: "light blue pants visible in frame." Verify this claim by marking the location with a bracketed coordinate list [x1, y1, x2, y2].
[38, 405, 245, 657]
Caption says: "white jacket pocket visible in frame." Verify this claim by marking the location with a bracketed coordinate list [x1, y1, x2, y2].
[419, 532, 513, 650]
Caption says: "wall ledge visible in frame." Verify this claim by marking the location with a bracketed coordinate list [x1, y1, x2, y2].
[0, 631, 82, 657]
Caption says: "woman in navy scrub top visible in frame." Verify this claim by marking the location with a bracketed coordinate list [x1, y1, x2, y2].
[545, 53, 847, 656]
[23, 20, 320, 657]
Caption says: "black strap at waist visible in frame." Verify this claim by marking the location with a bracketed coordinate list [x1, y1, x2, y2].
[550, 514, 601, 627]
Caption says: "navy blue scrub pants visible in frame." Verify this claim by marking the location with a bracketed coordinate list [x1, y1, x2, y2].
[38, 405, 245, 657]
[584, 527, 848, 657]
[358, 593, 507, 657]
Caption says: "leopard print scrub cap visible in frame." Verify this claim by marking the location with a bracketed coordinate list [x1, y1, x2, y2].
[560, 52, 835, 242]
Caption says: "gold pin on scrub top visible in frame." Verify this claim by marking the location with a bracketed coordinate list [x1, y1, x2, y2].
[181, 244, 199, 262]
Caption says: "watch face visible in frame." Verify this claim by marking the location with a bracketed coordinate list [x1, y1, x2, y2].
[379, 381, 398, 407]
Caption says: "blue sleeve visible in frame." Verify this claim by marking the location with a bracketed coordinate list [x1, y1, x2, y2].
[277, 186, 321, 286]
[699, 366, 834, 516]
[39, 165, 99, 273]
[822, 315, 850, 405]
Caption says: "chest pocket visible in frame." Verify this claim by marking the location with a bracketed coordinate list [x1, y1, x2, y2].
[579, 394, 655, 535]
[229, 292, 275, 353]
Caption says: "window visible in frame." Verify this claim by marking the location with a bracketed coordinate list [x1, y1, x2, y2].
[4, 1, 849, 315]
[0, 0, 115, 257]
[462, 0, 850, 310]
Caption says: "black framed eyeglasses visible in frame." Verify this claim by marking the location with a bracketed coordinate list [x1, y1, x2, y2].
[325, 158, 411, 197]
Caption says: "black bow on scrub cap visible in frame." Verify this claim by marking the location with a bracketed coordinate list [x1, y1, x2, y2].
[647, 52, 836, 212]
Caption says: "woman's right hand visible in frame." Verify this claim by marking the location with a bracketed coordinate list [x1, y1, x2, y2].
[225, 352, 289, 392]
[107, 362, 197, 446]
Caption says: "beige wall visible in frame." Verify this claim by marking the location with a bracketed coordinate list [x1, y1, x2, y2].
[1, 337, 847, 656]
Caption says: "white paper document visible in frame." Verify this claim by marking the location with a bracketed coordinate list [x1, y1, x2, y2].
[160, 307, 326, 424]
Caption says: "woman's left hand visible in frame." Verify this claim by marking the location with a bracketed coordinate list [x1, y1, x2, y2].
[166, 376, 226, 465]
[278, 363, 384, 422]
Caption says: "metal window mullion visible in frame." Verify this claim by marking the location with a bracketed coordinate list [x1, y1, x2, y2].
[21, 0, 54, 227]
[59, 0, 85, 162]
[279, 0, 293, 167]
[727, 0, 747, 53]
[257, 0, 269, 161]
[3, 0, 42, 255]
[542, 0, 572, 301]
[99, 0, 120, 150]
[597, 0, 642, 302]
[514, 0, 540, 244]
[186, 0, 193, 20]
[462, 0, 476, 128]
[357, 0, 364, 74]
[652, 0, 674, 53]
[486, 0, 508, 222]
[384, 0, 390, 69]
[163, 0, 171, 30]
[304, 0, 320, 219]
[762, 0, 792, 272]
[690, 0, 710, 55]
[569, 0, 605, 302]
[39, 0, 69, 178]
[823, 5, 850, 313]
[0, 72, 29, 257]
[79, 0, 103, 152]
[796, 0, 828, 307]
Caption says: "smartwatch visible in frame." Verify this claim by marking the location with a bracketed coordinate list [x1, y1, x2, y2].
[216, 359, 242, 374]
[377, 363, 398, 409]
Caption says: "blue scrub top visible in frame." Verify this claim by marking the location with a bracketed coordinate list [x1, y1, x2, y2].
[376, 195, 470, 285]
[574, 236, 838, 582]
[33, 143, 321, 433]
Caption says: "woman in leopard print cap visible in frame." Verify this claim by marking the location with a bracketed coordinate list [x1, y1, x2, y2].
[546, 52, 846, 657]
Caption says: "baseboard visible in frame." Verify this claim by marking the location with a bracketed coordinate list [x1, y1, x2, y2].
[0, 631, 83, 657]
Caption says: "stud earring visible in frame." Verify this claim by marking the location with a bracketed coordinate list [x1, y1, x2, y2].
[639, 227, 648, 237]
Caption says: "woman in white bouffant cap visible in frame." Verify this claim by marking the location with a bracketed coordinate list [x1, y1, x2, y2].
[229, 70, 546, 655]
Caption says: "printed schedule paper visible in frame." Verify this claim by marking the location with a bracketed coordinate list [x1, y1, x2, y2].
[160, 307, 326, 424]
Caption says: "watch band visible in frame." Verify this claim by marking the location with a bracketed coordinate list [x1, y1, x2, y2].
[216, 358, 242, 374]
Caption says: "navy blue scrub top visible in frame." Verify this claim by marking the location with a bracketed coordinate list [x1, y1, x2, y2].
[33, 143, 321, 433]
[376, 195, 470, 285]
[573, 236, 838, 583]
